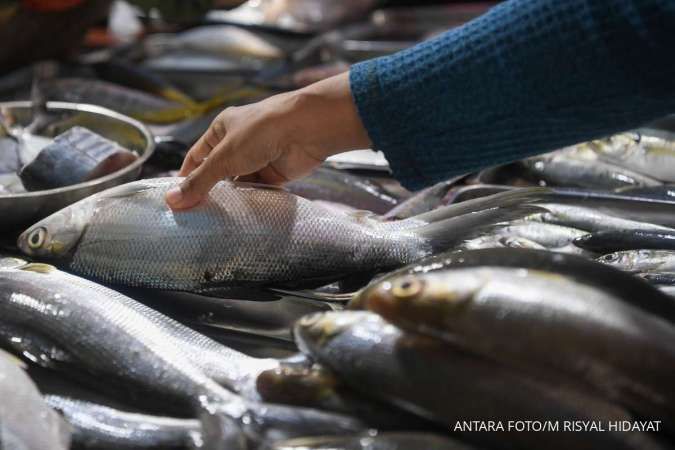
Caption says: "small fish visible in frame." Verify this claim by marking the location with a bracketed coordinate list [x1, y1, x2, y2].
[638, 272, 675, 286]
[365, 268, 675, 427]
[17, 178, 470, 293]
[294, 312, 664, 450]
[0, 264, 364, 443]
[459, 234, 547, 251]
[144, 26, 284, 60]
[19, 127, 138, 191]
[44, 395, 202, 450]
[0, 349, 71, 450]
[270, 433, 472, 450]
[522, 147, 662, 190]
[528, 203, 674, 233]
[597, 249, 675, 273]
[575, 230, 675, 253]
[286, 167, 407, 215]
[492, 221, 588, 249]
[588, 132, 675, 182]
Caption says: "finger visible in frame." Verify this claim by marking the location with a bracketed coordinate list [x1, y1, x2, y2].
[178, 119, 227, 177]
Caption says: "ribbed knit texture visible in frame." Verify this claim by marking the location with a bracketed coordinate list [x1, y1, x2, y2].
[350, 0, 675, 190]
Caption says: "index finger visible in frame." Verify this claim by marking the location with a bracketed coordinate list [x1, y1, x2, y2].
[179, 118, 227, 177]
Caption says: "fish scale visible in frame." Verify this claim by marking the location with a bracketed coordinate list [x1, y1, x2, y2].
[63, 179, 426, 291]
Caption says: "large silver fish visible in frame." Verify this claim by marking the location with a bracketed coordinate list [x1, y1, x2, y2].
[0, 349, 71, 450]
[294, 312, 666, 450]
[17, 178, 461, 293]
[364, 268, 675, 428]
[0, 263, 364, 444]
[44, 395, 202, 450]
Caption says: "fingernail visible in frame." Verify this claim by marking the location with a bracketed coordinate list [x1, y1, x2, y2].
[165, 186, 184, 206]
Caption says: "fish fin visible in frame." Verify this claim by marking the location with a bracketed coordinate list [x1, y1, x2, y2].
[99, 182, 156, 200]
[410, 187, 551, 223]
[268, 288, 354, 303]
[19, 263, 56, 274]
[412, 204, 548, 253]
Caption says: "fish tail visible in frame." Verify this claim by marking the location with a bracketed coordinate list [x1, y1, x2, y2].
[412, 204, 548, 253]
[409, 186, 551, 223]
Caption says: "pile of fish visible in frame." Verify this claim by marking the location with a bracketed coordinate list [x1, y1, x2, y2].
[2, 2, 675, 449]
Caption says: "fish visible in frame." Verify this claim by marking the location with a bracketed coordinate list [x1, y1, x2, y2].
[586, 132, 675, 182]
[383, 180, 455, 220]
[44, 395, 202, 450]
[459, 234, 547, 251]
[364, 268, 675, 427]
[597, 249, 675, 273]
[527, 203, 674, 233]
[350, 248, 675, 324]
[286, 167, 407, 215]
[17, 178, 470, 293]
[41, 78, 181, 117]
[574, 229, 675, 253]
[638, 272, 675, 285]
[19, 126, 138, 191]
[522, 148, 662, 190]
[294, 312, 666, 450]
[490, 221, 588, 249]
[269, 433, 472, 450]
[0, 263, 365, 443]
[0, 349, 71, 450]
[614, 185, 675, 201]
[144, 26, 284, 61]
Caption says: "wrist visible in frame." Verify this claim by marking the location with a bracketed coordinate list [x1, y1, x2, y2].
[289, 71, 372, 160]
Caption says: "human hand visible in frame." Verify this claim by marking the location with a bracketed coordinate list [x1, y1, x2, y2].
[165, 71, 371, 210]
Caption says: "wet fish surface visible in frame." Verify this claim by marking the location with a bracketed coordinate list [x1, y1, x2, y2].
[294, 311, 666, 450]
[286, 167, 406, 215]
[45, 395, 201, 450]
[18, 178, 459, 293]
[598, 249, 675, 273]
[364, 268, 675, 427]
[575, 230, 675, 253]
[0, 264, 365, 443]
[0, 349, 71, 450]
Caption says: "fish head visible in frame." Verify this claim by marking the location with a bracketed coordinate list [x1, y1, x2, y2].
[18, 199, 97, 259]
[596, 251, 634, 270]
[256, 364, 338, 406]
[364, 273, 476, 332]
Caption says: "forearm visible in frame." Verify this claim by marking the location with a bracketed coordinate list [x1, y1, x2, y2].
[351, 0, 675, 190]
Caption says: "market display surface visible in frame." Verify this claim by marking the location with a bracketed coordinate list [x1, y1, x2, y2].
[0, 1, 674, 449]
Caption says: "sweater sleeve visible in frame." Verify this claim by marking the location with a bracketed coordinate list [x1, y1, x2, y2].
[350, 0, 675, 190]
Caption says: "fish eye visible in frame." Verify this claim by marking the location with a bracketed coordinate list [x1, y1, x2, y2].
[391, 276, 423, 299]
[28, 227, 47, 249]
[601, 253, 619, 263]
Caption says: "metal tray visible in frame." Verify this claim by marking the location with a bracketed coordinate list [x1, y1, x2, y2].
[0, 101, 154, 232]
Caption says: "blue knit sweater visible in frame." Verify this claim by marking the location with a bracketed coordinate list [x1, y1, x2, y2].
[350, 0, 675, 190]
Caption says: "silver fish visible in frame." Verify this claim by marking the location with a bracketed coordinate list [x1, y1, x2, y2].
[44, 395, 201, 450]
[587, 132, 675, 182]
[0, 349, 71, 450]
[528, 203, 674, 233]
[523, 147, 662, 190]
[365, 268, 675, 427]
[0, 263, 364, 443]
[17, 178, 455, 292]
[383, 180, 455, 220]
[270, 433, 472, 450]
[492, 221, 588, 249]
[459, 234, 547, 251]
[597, 250, 675, 273]
[294, 312, 665, 450]
[144, 26, 284, 60]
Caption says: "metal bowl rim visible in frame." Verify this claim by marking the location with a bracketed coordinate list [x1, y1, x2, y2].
[0, 100, 155, 199]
